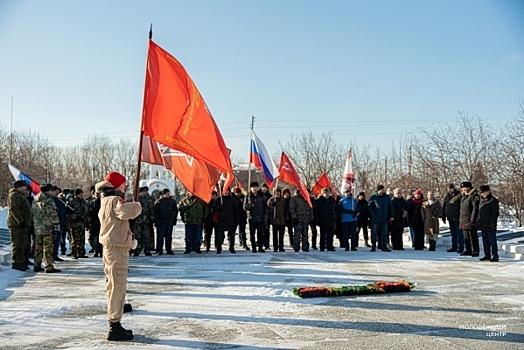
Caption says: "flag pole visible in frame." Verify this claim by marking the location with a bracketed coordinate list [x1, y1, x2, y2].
[133, 24, 153, 201]
[247, 115, 255, 192]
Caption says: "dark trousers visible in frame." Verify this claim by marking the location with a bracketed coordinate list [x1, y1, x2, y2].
[263, 222, 270, 249]
[319, 227, 334, 251]
[157, 223, 174, 253]
[342, 221, 357, 250]
[309, 223, 318, 248]
[449, 220, 464, 252]
[249, 221, 265, 250]
[412, 222, 425, 250]
[216, 225, 236, 251]
[481, 230, 498, 258]
[463, 228, 479, 254]
[372, 222, 389, 249]
[391, 227, 404, 250]
[272, 225, 285, 251]
[53, 228, 62, 259]
[285, 222, 294, 247]
[357, 223, 369, 244]
[60, 229, 68, 255]
[237, 223, 247, 246]
[184, 224, 203, 252]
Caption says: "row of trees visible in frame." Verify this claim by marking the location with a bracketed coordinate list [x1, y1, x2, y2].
[1, 106, 523, 226]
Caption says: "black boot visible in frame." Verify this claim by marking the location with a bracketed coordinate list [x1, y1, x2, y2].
[108, 321, 134, 341]
[429, 240, 436, 251]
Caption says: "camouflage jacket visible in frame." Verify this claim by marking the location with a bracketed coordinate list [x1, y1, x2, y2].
[32, 192, 60, 236]
[67, 197, 89, 228]
[178, 195, 208, 225]
[7, 189, 32, 228]
[136, 193, 155, 226]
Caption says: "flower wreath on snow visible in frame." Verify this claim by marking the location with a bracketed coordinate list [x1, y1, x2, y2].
[292, 281, 416, 298]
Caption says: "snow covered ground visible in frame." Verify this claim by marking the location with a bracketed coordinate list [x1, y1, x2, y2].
[1, 208, 523, 349]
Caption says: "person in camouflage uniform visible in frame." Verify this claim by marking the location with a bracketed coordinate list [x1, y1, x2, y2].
[289, 189, 312, 252]
[67, 189, 90, 259]
[32, 183, 61, 273]
[133, 186, 155, 256]
[8, 180, 32, 271]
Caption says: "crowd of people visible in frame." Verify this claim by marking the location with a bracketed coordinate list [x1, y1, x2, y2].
[7, 179, 502, 272]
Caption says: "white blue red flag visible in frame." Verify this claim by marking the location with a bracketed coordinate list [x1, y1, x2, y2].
[250, 132, 280, 188]
[8, 163, 40, 195]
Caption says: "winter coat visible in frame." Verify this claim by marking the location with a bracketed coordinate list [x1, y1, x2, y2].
[391, 197, 408, 229]
[309, 195, 318, 225]
[368, 192, 393, 224]
[31, 192, 60, 236]
[459, 188, 480, 230]
[356, 198, 370, 226]
[243, 191, 267, 223]
[442, 190, 461, 222]
[421, 200, 442, 235]
[316, 195, 336, 228]
[88, 197, 102, 236]
[233, 193, 247, 225]
[407, 196, 424, 226]
[212, 194, 239, 229]
[338, 194, 358, 223]
[52, 197, 67, 228]
[67, 197, 89, 229]
[154, 196, 178, 225]
[99, 194, 142, 248]
[137, 193, 155, 225]
[178, 195, 208, 225]
[7, 189, 31, 228]
[477, 195, 499, 231]
[289, 194, 311, 225]
[267, 196, 288, 226]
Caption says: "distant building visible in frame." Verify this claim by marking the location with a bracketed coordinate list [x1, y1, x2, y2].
[139, 165, 178, 200]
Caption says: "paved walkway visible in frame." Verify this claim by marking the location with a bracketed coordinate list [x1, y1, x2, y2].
[0, 245, 523, 349]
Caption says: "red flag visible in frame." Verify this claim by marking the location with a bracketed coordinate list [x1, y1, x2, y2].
[277, 152, 312, 207]
[141, 39, 233, 181]
[312, 173, 337, 197]
[141, 134, 220, 202]
[236, 179, 244, 191]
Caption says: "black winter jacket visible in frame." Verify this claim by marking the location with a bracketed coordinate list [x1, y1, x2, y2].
[477, 194, 499, 231]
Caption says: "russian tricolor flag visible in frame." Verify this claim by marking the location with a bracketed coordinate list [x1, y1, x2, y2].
[250, 132, 280, 188]
[8, 163, 40, 195]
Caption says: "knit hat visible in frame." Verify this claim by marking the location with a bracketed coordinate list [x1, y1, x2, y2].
[138, 186, 149, 193]
[105, 172, 126, 189]
[358, 191, 365, 198]
[321, 187, 331, 194]
[250, 181, 259, 188]
[75, 188, 83, 196]
[376, 185, 385, 191]
[447, 183, 455, 189]
[460, 181, 472, 189]
[414, 189, 423, 196]
[13, 180, 27, 189]
[40, 183, 53, 193]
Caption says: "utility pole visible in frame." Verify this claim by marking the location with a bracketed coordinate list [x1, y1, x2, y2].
[247, 115, 255, 189]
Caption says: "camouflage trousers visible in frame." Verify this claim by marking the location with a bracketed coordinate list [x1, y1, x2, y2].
[70, 225, 86, 258]
[9, 225, 28, 267]
[35, 234, 55, 270]
[134, 224, 152, 254]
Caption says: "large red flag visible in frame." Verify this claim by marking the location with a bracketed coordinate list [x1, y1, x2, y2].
[278, 152, 312, 207]
[312, 173, 337, 197]
[141, 134, 220, 202]
[141, 39, 233, 180]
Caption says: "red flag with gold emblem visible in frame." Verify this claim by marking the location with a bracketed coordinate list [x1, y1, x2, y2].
[277, 152, 312, 207]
